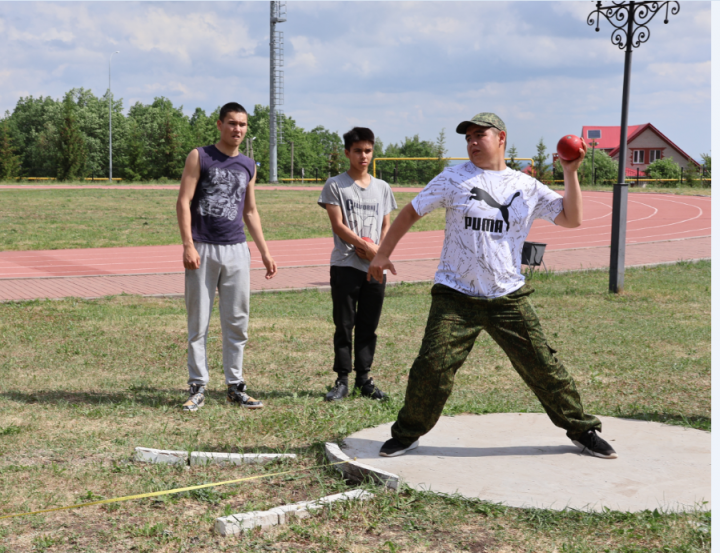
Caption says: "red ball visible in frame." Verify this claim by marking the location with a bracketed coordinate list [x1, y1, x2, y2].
[356, 236, 375, 260]
[557, 135, 583, 161]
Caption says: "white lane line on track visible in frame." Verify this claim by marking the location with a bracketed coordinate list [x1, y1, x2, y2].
[545, 228, 710, 249]
[564, 198, 704, 238]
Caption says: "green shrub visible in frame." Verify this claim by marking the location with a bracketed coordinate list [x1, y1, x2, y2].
[645, 157, 681, 187]
[553, 147, 618, 185]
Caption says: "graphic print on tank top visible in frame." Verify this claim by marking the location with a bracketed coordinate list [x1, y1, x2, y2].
[197, 167, 248, 222]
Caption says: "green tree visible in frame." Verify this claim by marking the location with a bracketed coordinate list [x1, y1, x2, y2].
[532, 138, 551, 182]
[124, 118, 150, 181]
[506, 144, 522, 171]
[645, 157, 681, 186]
[0, 118, 22, 179]
[6, 95, 61, 177]
[435, 128, 449, 176]
[189, 107, 219, 149]
[700, 153, 711, 187]
[57, 91, 87, 181]
[384, 135, 439, 184]
[684, 161, 700, 188]
[328, 144, 344, 177]
[553, 147, 618, 186]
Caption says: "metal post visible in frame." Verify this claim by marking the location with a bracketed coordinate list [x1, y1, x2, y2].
[290, 141, 294, 180]
[591, 141, 597, 186]
[109, 51, 119, 182]
[589, 0, 679, 293]
[680, 166, 684, 185]
[269, 1, 286, 184]
[608, 2, 633, 293]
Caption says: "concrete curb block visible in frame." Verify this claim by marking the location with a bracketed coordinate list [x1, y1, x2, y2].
[324, 442, 401, 490]
[134, 447, 296, 466]
[190, 452, 297, 466]
[134, 447, 188, 465]
[215, 489, 374, 536]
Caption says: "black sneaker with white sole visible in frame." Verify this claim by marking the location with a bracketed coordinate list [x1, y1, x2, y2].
[355, 377, 388, 401]
[227, 382, 263, 409]
[324, 380, 349, 402]
[379, 438, 419, 457]
[571, 429, 618, 459]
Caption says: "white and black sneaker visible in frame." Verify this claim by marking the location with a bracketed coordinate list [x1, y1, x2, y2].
[183, 384, 206, 412]
[379, 438, 419, 457]
[571, 429, 618, 459]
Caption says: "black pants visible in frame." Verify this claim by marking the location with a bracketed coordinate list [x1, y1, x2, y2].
[330, 266, 387, 383]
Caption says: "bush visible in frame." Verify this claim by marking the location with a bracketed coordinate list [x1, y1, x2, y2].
[645, 157, 681, 186]
[684, 162, 700, 188]
[553, 147, 618, 186]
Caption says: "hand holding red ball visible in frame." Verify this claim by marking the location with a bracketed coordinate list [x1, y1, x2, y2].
[557, 135, 584, 161]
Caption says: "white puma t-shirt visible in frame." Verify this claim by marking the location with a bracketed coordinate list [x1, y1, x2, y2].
[412, 162, 564, 298]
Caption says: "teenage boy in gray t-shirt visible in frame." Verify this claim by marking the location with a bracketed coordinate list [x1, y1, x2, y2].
[318, 127, 397, 402]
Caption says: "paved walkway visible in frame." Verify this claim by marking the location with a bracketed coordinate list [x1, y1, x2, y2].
[0, 192, 710, 301]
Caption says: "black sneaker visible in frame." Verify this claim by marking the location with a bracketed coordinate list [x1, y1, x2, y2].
[571, 429, 618, 459]
[183, 384, 206, 412]
[379, 438, 419, 457]
[227, 382, 263, 409]
[355, 378, 388, 401]
[324, 380, 349, 402]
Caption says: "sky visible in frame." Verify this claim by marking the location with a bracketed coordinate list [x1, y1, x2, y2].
[0, 1, 711, 161]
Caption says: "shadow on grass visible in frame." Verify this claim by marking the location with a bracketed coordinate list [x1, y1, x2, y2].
[617, 412, 710, 432]
[0, 386, 325, 408]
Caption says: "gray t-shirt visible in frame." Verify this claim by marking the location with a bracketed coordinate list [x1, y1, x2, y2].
[318, 172, 397, 272]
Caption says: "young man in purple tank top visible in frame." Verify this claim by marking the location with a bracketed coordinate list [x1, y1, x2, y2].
[176, 102, 277, 412]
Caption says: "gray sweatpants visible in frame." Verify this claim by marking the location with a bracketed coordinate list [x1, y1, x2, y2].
[185, 241, 251, 387]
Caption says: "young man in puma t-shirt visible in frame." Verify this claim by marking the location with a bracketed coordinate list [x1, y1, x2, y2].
[176, 102, 277, 412]
[368, 113, 618, 460]
[318, 127, 397, 402]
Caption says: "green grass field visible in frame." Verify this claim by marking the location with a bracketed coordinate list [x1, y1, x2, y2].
[0, 189, 449, 251]
[0, 262, 710, 552]
[0, 184, 710, 251]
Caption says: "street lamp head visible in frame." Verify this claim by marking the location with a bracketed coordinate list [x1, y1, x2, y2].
[588, 1, 680, 51]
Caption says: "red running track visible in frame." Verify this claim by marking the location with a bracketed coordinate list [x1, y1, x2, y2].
[0, 192, 709, 280]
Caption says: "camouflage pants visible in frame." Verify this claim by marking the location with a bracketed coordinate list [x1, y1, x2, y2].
[391, 283, 600, 445]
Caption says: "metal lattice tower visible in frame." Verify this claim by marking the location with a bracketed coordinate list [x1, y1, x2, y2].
[269, 1, 286, 184]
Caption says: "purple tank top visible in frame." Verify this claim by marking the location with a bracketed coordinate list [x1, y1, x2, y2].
[190, 145, 255, 245]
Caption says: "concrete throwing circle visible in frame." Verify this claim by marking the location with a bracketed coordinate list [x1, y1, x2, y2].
[341, 414, 710, 512]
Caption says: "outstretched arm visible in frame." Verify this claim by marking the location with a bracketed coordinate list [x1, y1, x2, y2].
[367, 203, 422, 281]
[554, 139, 588, 228]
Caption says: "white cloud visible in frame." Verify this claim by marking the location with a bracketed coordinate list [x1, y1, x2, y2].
[122, 7, 257, 63]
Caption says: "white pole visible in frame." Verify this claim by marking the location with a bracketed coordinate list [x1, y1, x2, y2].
[109, 51, 119, 182]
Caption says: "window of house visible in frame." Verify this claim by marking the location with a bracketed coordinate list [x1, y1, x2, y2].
[649, 149, 662, 163]
[587, 130, 601, 139]
[633, 150, 645, 164]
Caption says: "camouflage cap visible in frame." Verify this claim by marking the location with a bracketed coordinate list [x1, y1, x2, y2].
[456, 113, 507, 135]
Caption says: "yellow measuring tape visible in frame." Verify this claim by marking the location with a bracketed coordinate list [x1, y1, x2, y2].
[0, 458, 354, 520]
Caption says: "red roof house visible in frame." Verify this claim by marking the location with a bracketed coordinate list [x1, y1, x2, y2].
[580, 124, 700, 177]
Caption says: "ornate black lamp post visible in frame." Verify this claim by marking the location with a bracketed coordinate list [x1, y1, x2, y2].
[588, 1, 679, 293]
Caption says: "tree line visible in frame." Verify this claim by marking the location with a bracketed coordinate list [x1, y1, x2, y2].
[0, 89, 449, 184]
